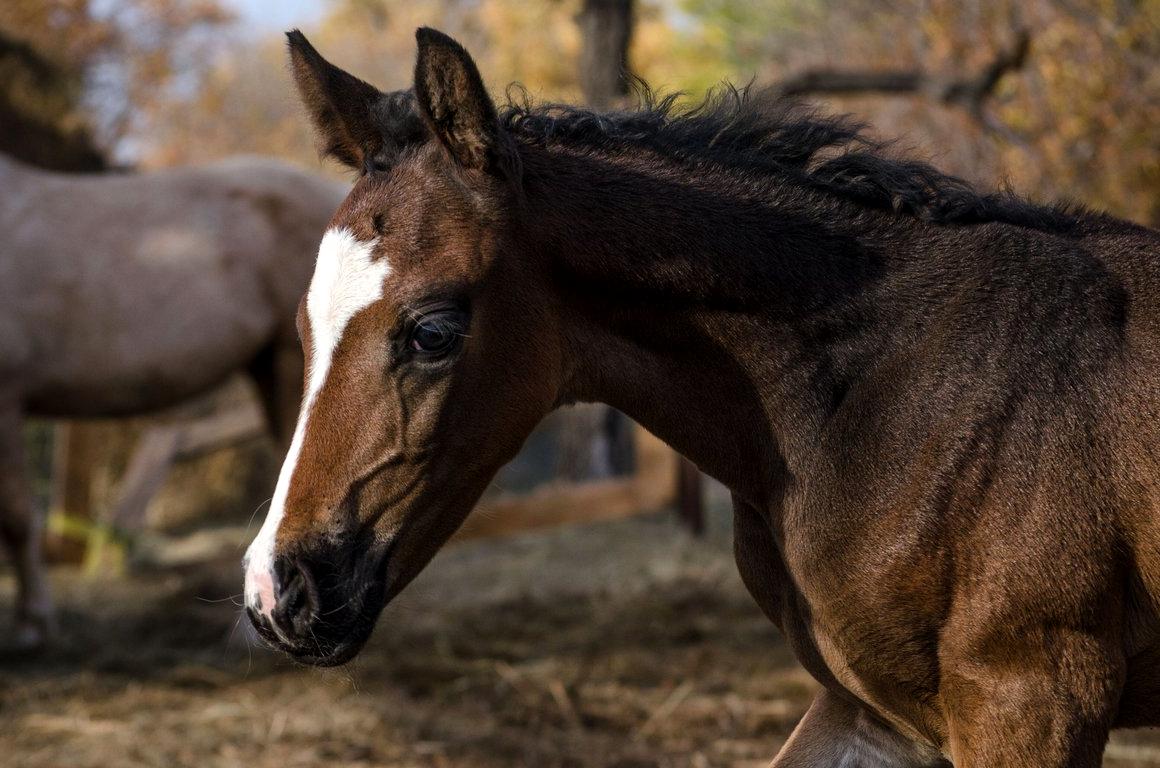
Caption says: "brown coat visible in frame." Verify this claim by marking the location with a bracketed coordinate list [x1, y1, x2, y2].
[245, 29, 1160, 767]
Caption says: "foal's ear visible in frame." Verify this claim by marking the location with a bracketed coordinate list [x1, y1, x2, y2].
[286, 29, 387, 171]
[413, 28, 511, 175]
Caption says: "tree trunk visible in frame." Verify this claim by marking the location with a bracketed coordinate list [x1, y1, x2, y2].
[577, 0, 634, 109]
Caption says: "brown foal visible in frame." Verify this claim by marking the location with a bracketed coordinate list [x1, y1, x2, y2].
[243, 27, 1160, 766]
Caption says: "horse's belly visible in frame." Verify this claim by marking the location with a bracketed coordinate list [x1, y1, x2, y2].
[27, 349, 259, 417]
[24, 285, 277, 417]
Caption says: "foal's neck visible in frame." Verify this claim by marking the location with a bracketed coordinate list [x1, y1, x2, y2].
[521, 147, 928, 504]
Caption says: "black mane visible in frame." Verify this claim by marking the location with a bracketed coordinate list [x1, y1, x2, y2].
[499, 85, 1083, 233]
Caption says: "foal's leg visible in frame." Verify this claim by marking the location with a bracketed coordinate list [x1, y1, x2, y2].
[941, 630, 1124, 767]
[731, 497, 948, 767]
[248, 339, 304, 449]
[773, 690, 950, 767]
[0, 407, 53, 649]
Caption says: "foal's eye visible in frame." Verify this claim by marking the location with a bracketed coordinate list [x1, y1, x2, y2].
[409, 313, 463, 357]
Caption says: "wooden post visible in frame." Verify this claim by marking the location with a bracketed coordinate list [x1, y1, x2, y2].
[44, 422, 98, 564]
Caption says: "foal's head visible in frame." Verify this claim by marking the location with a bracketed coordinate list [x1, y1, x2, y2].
[243, 28, 561, 664]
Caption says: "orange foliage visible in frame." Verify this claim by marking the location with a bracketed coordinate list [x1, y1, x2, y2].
[7, 0, 1154, 225]
[0, 0, 231, 158]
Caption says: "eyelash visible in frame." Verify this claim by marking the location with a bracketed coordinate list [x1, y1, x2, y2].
[404, 306, 468, 359]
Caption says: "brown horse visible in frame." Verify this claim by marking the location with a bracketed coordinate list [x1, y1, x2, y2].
[1, 154, 345, 648]
[244, 28, 1160, 766]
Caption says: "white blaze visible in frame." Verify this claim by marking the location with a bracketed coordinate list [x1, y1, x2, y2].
[244, 227, 387, 618]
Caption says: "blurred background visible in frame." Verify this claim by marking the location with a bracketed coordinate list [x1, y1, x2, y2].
[1, 1, 1158, 766]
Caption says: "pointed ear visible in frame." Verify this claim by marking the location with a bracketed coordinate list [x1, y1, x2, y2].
[413, 27, 510, 174]
[286, 29, 389, 171]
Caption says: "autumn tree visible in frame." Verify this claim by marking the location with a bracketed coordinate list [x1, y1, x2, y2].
[142, 0, 585, 168]
[657, 0, 1159, 225]
[0, 0, 230, 165]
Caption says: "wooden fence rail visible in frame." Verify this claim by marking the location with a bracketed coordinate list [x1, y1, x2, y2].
[48, 403, 702, 569]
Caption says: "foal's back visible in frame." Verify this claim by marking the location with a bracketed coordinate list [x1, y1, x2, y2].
[1086, 218, 1160, 725]
[0, 156, 344, 415]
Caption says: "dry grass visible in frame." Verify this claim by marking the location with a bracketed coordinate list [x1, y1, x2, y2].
[2, 504, 1158, 767]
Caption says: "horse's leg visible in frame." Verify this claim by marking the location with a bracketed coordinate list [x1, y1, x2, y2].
[0, 406, 53, 649]
[733, 496, 948, 767]
[248, 339, 304, 449]
[773, 689, 950, 767]
[941, 630, 1123, 767]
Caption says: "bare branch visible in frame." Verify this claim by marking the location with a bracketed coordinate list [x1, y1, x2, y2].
[774, 28, 1031, 114]
[941, 29, 1031, 107]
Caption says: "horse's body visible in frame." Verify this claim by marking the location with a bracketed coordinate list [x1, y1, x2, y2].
[1, 154, 346, 646]
[244, 29, 1160, 766]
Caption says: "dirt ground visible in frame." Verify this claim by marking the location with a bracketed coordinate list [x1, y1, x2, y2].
[3, 496, 1160, 768]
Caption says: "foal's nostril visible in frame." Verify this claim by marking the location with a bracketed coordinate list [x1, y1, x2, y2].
[271, 559, 320, 642]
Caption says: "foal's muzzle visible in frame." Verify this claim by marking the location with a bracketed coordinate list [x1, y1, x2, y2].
[246, 545, 388, 666]
[249, 557, 319, 644]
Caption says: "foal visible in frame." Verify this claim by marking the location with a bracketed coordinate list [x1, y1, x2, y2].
[245, 28, 1160, 766]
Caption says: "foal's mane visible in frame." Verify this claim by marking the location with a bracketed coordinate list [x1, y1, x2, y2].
[499, 85, 1082, 233]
